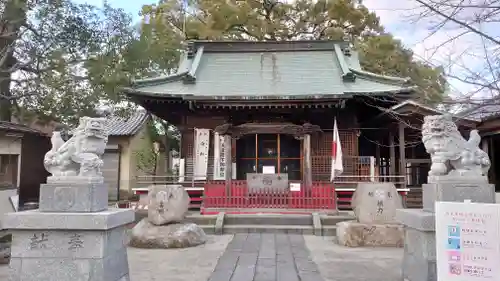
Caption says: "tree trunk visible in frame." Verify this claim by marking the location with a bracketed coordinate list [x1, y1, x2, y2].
[0, 0, 28, 121]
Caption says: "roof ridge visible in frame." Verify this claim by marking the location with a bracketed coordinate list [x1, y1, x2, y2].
[132, 72, 188, 88]
[333, 44, 356, 82]
[349, 68, 411, 85]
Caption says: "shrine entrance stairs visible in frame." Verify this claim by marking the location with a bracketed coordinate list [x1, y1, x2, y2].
[133, 212, 354, 236]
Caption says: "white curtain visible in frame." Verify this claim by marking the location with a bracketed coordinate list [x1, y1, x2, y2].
[193, 128, 210, 180]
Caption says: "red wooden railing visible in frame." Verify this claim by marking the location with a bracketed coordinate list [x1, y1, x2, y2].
[201, 180, 336, 214]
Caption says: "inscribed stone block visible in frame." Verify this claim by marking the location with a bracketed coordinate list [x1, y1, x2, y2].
[8, 247, 129, 281]
[422, 182, 495, 212]
[352, 183, 403, 224]
[147, 185, 189, 225]
[247, 173, 288, 193]
[39, 182, 108, 213]
[10, 226, 127, 259]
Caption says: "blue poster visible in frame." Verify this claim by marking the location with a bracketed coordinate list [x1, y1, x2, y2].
[448, 225, 460, 237]
[447, 237, 461, 250]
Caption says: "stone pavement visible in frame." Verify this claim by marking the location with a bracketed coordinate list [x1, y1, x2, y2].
[0, 234, 403, 281]
[305, 236, 403, 281]
[208, 233, 323, 281]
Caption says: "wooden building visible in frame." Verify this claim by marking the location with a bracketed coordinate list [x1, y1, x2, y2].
[464, 103, 500, 193]
[0, 122, 50, 205]
[124, 40, 446, 212]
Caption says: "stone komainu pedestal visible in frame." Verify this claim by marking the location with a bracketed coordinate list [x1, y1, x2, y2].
[396, 179, 495, 281]
[4, 181, 134, 281]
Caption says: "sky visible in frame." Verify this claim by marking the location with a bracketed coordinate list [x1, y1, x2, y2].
[74, 0, 497, 100]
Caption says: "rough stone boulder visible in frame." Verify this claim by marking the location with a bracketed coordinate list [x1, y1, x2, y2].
[336, 220, 403, 247]
[147, 184, 190, 225]
[129, 219, 207, 249]
[351, 182, 403, 224]
[336, 183, 404, 247]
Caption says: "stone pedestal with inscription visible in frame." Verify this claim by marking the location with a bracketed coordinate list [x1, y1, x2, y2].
[4, 180, 133, 281]
[337, 183, 404, 247]
[3, 181, 134, 281]
[3, 113, 135, 281]
[396, 178, 495, 281]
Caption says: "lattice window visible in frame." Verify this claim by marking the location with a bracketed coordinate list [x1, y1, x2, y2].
[311, 130, 358, 181]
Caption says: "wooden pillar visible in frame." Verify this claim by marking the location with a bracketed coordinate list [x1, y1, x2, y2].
[375, 139, 381, 178]
[481, 137, 489, 154]
[398, 122, 407, 188]
[488, 137, 495, 185]
[389, 132, 396, 177]
[224, 134, 232, 196]
[302, 134, 312, 190]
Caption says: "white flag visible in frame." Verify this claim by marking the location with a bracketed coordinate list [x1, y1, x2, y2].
[213, 132, 226, 180]
[330, 118, 343, 181]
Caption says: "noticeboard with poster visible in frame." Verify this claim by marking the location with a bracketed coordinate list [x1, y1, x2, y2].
[435, 201, 500, 281]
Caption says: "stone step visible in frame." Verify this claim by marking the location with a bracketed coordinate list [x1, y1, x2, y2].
[223, 213, 312, 226]
[222, 224, 315, 235]
[198, 225, 216, 235]
[321, 215, 355, 226]
[184, 214, 218, 225]
[322, 225, 338, 236]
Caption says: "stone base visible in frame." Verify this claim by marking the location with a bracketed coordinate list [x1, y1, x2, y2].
[39, 182, 108, 212]
[129, 219, 207, 249]
[396, 209, 436, 281]
[423, 181, 495, 212]
[336, 220, 403, 247]
[4, 209, 134, 281]
[9, 248, 129, 281]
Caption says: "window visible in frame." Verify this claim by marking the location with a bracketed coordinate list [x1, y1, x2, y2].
[236, 134, 301, 180]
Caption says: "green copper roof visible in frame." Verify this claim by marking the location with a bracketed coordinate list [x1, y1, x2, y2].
[124, 40, 416, 100]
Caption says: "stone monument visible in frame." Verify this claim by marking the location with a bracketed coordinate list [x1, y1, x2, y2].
[129, 185, 207, 248]
[3, 113, 134, 281]
[336, 182, 404, 247]
[396, 114, 495, 281]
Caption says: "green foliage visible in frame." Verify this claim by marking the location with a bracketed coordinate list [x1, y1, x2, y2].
[1, 0, 448, 126]
[134, 144, 159, 175]
[358, 35, 447, 103]
[135, 118, 160, 175]
[141, 0, 447, 103]
[1, 0, 181, 125]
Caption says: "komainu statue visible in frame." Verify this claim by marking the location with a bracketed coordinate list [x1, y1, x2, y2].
[422, 114, 490, 177]
[44, 116, 108, 179]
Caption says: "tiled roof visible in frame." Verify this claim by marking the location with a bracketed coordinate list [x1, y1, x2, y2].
[107, 110, 149, 136]
[124, 40, 416, 100]
[0, 121, 46, 135]
[459, 103, 500, 122]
